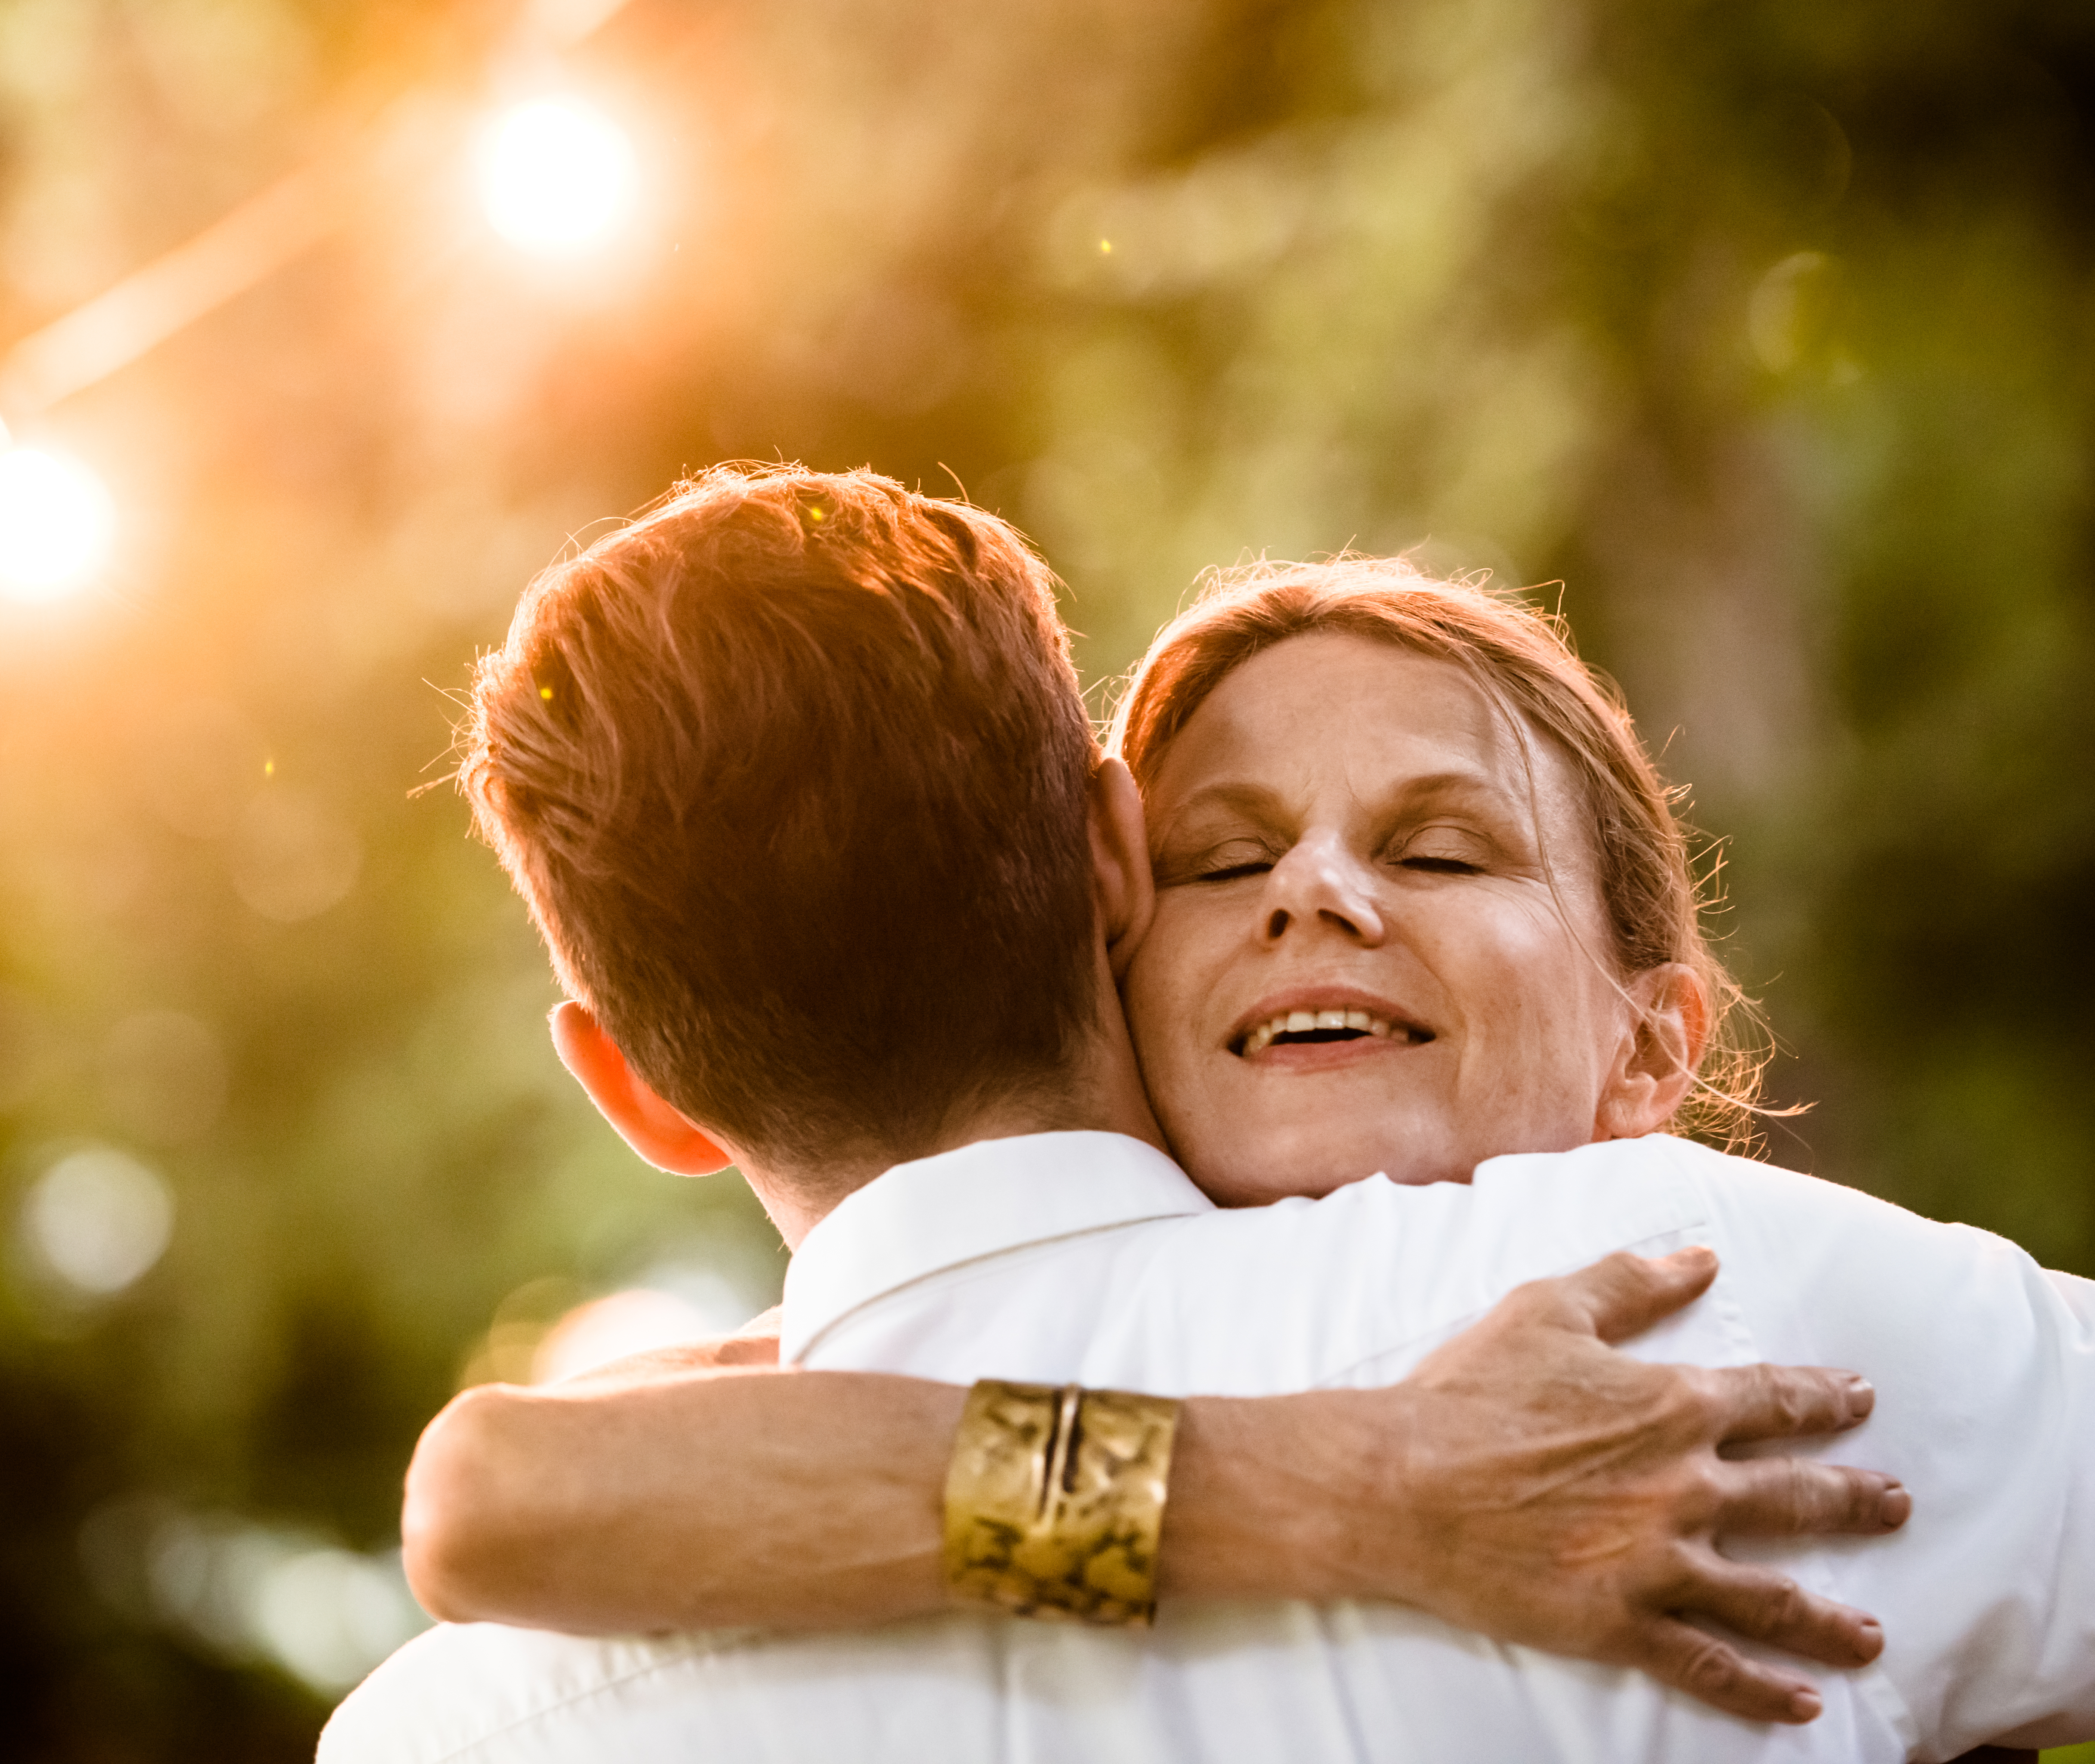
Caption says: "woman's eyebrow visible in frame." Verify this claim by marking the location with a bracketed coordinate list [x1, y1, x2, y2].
[1153, 779, 1288, 827]
[1374, 770, 1547, 859]
[1374, 769, 1518, 815]
[1156, 770, 1518, 834]
[1147, 779, 1288, 855]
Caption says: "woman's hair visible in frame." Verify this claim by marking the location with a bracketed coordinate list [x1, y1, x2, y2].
[1107, 556, 1768, 1149]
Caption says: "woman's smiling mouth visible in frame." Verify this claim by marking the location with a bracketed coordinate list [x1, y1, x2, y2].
[1230, 995, 1436, 1058]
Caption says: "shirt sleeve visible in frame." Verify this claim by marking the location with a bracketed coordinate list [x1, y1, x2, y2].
[1679, 1140, 2095, 1760]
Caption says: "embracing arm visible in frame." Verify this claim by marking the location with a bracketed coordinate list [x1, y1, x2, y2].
[405, 1249, 1906, 1725]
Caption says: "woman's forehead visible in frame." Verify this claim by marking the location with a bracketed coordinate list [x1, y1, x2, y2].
[1150, 633, 1527, 800]
[1143, 633, 1604, 883]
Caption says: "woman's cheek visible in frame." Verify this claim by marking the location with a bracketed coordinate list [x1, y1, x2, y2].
[1119, 939, 1184, 1085]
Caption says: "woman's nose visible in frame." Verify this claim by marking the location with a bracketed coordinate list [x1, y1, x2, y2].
[1261, 830, 1386, 946]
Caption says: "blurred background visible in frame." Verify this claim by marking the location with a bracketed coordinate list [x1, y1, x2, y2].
[0, 0, 2090, 1754]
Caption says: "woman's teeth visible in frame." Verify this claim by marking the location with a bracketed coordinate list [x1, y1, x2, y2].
[1239, 1009, 1406, 1055]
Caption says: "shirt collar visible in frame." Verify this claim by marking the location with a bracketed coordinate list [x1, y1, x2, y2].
[780, 1131, 1211, 1364]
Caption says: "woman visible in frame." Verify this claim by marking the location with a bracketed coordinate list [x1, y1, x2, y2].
[400, 558, 2087, 1755]
[1110, 558, 1754, 1205]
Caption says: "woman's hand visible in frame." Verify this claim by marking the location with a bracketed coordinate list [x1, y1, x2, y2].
[1162, 1248, 1906, 1724]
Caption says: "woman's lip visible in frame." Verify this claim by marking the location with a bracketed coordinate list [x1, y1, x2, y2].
[1226, 988, 1435, 1054]
[1236, 1033, 1425, 1072]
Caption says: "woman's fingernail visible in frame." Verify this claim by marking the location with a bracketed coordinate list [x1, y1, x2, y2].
[1789, 1689, 1823, 1722]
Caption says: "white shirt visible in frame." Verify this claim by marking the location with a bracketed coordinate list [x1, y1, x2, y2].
[322, 1133, 2095, 1764]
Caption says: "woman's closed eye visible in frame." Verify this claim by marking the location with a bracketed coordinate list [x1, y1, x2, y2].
[1389, 826, 1494, 875]
[1198, 846, 1277, 883]
[1154, 835, 1280, 886]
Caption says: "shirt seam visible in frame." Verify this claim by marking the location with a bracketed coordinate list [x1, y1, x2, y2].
[402, 1631, 761, 1764]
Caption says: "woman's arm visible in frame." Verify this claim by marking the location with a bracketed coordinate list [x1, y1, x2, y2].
[404, 1249, 1906, 1725]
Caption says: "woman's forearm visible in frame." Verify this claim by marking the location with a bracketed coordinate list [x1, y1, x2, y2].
[404, 1352, 1367, 1634]
[405, 1357, 963, 1633]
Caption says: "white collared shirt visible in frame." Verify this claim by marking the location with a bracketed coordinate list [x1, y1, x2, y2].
[323, 1133, 2095, 1763]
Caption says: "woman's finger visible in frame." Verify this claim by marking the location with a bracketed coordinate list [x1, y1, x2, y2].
[1711, 1451, 1911, 1537]
[1546, 1247, 1720, 1343]
[1623, 1613, 1827, 1724]
[1657, 1548, 1885, 1668]
[1700, 1357, 1878, 1443]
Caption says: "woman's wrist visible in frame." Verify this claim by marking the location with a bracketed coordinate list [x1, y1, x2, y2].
[1155, 1390, 1397, 1605]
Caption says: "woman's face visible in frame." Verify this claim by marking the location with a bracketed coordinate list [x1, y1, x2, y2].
[1122, 631, 1642, 1204]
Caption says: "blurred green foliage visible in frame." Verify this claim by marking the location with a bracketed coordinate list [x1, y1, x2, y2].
[0, 0, 2090, 1754]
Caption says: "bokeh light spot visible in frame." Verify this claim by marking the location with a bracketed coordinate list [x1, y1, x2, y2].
[252, 1547, 427, 1692]
[229, 789, 362, 923]
[0, 447, 115, 603]
[475, 98, 638, 254]
[22, 1147, 174, 1296]
[530, 1287, 714, 1383]
[90, 1499, 429, 1693]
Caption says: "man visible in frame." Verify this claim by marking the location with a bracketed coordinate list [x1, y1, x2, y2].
[325, 468, 2091, 1760]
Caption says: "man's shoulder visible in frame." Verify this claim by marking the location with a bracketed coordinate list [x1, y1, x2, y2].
[1468, 1133, 1916, 1252]
[1174, 1134, 1719, 1291]
[1037, 1138, 1728, 1393]
[1149, 1136, 1872, 1385]
[318, 1621, 741, 1764]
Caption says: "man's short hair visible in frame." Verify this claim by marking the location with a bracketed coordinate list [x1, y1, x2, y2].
[461, 466, 1100, 1180]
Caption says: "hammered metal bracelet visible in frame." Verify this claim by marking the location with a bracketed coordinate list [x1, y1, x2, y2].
[942, 1378, 1181, 1626]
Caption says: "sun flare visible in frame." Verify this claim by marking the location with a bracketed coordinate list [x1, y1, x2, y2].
[475, 97, 639, 255]
[0, 446, 115, 603]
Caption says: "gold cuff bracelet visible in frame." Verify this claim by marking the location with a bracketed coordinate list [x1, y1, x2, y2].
[942, 1378, 1181, 1627]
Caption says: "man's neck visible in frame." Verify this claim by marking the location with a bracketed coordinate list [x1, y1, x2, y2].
[748, 968, 1165, 1249]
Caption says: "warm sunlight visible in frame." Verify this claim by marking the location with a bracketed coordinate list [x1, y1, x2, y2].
[0, 445, 115, 603]
[474, 97, 639, 255]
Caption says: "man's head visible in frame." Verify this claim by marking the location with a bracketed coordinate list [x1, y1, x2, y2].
[460, 466, 1103, 1204]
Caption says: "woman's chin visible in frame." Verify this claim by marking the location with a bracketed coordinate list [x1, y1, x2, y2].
[1157, 1053, 1477, 1204]
[1172, 1115, 1468, 1207]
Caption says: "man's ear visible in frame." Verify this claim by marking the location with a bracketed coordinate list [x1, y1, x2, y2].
[1593, 964, 1712, 1141]
[1090, 757, 1155, 983]
[549, 1001, 738, 1176]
